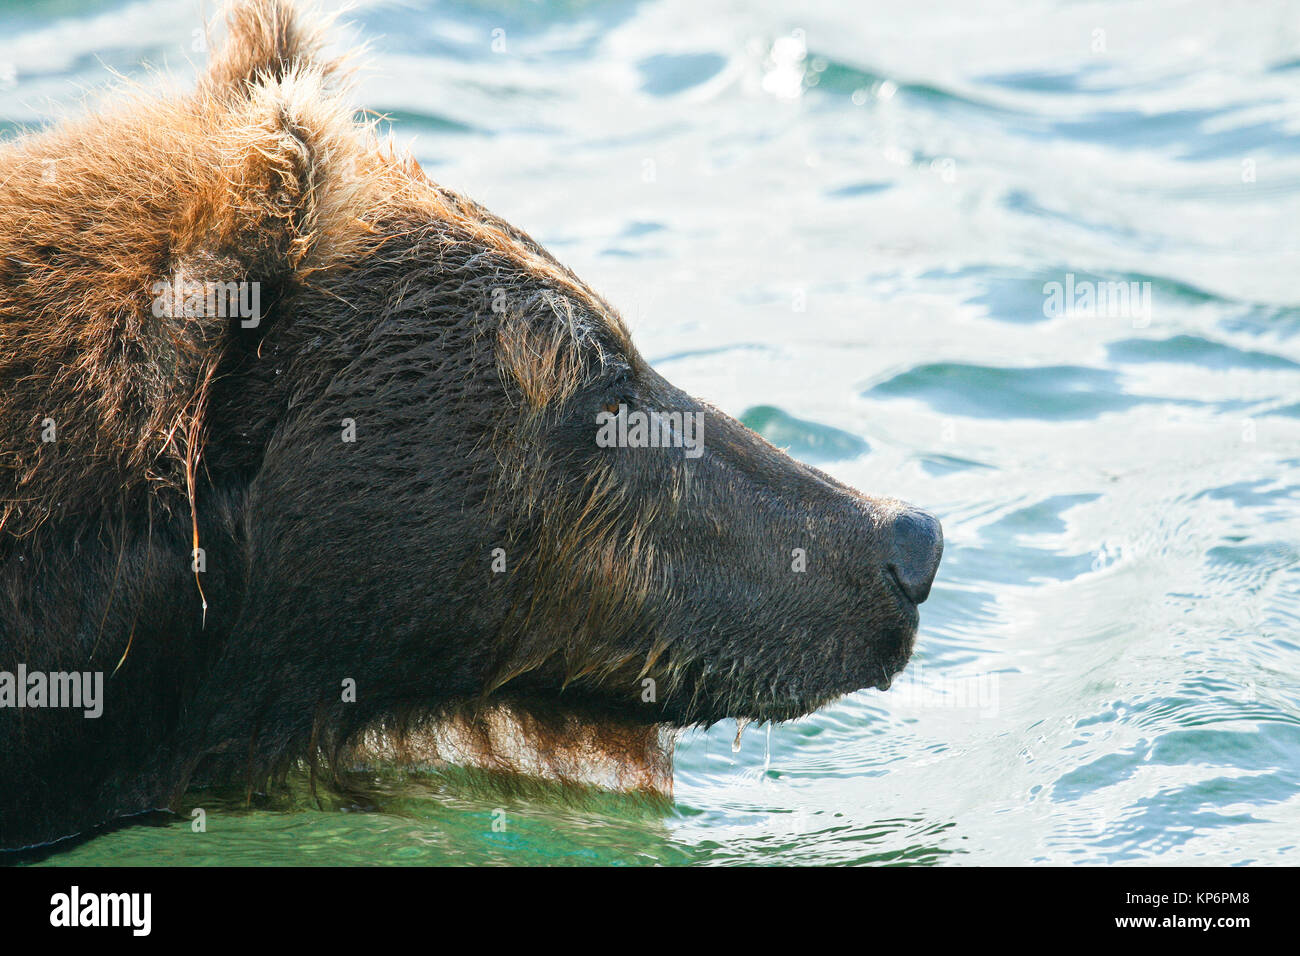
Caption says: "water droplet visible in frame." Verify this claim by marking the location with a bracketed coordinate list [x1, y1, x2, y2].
[732, 717, 750, 753]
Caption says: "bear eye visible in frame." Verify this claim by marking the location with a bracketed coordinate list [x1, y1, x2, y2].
[598, 364, 633, 414]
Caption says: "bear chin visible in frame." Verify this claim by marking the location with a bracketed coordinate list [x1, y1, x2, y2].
[339, 705, 678, 796]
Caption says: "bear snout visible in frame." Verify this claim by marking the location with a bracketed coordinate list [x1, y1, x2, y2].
[884, 508, 944, 605]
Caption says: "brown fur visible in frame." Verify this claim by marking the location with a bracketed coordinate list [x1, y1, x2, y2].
[1, 0, 673, 804]
[342, 704, 675, 794]
[0, 10, 375, 543]
[0, 0, 626, 548]
[496, 296, 605, 409]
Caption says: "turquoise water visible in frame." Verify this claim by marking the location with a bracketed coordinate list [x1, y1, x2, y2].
[5, 0, 1300, 865]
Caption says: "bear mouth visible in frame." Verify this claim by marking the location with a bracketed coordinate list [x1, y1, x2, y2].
[341, 703, 677, 796]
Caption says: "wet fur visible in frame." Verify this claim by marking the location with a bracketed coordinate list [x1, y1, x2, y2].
[0, 0, 924, 850]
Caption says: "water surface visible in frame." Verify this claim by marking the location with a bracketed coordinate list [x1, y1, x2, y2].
[4, 0, 1299, 865]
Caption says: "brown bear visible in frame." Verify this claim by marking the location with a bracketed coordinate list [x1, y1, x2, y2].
[0, 0, 942, 850]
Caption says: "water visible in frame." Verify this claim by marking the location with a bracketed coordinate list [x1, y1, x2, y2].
[4, 0, 1299, 865]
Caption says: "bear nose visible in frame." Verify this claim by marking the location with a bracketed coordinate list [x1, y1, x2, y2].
[885, 508, 943, 604]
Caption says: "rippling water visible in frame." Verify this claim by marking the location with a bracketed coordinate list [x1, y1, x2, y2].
[5, 0, 1299, 865]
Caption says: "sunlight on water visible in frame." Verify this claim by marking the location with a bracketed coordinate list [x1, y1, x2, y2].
[4, 0, 1298, 865]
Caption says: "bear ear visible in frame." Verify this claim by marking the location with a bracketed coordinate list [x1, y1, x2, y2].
[170, 3, 377, 328]
[160, 103, 313, 338]
[198, 0, 345, 101]
[184, 86, 324, 276]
